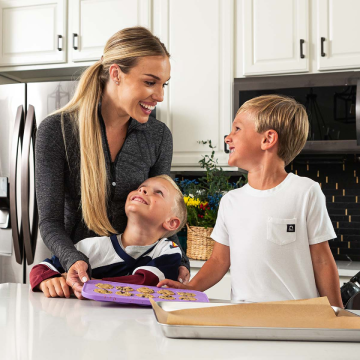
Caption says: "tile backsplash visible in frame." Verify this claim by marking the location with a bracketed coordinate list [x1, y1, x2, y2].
[287, 154, 360, 261]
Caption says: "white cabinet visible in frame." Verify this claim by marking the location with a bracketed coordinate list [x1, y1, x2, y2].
[0, 0, 66, 67]
[317, 0, 360, 71]
[70, 0, 151, 62]
[153, 0, 235, 169]
[242, 0, 309, 76]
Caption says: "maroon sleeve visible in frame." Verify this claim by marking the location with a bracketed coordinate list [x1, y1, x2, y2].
[103, 269, 159, 286]
[29, 264, 61, 291]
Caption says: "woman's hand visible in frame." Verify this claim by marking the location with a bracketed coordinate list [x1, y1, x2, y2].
[66, 260, 89, 300]
[178, 266, 190, 285]
[39, 277, 71, 298]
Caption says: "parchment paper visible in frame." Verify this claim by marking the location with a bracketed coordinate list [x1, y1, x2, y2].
[151, 297, 360, 329]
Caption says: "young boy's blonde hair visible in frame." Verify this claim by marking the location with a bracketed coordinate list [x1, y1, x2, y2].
[237, 95, 309, 166]
[154, 175, 187, 238]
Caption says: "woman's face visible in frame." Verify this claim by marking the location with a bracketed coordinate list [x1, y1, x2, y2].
[110, 55, 171, 123]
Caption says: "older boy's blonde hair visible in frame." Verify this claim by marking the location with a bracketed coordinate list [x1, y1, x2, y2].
[237, 95, 309, 166]
[154, 175, 187, 238]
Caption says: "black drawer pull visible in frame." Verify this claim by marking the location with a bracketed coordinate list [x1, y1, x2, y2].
[73, 33, 78, 50]
[300, 39, 305, 59]
[57, 35, 63, 51]
[321, 37, 326, 57]
[224, 135, 229, 154]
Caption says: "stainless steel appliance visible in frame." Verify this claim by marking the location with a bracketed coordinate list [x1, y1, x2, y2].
[234, 71, 360, 153]
[0, 79, 78, 283]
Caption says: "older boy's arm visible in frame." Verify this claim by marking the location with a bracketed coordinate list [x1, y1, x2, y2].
[158, 242, 230, 291]
[310, 241, 343, 308]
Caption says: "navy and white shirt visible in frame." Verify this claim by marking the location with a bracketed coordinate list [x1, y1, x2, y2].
[30, 234, 182, 290]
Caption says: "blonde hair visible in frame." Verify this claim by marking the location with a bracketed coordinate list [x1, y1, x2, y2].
[237, 94, 309, 166]
[154, 175, 187, 238]
[54, 27, 170, 236]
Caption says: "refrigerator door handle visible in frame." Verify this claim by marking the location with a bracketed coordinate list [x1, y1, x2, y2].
[22, 105, 38, 265]
[10, 106, 25, 264]
[356, 80, 360, 146]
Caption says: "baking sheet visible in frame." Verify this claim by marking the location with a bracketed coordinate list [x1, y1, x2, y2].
[82, 280, 209, 306]
[151, 300, 360, 342]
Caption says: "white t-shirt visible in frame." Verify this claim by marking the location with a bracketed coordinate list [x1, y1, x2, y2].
[211, 173, 336, 303]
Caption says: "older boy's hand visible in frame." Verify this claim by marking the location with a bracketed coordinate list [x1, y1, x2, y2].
[178, 266, 190, 285]
[39, 277, 71, 298]
[157, 279, 191, 290]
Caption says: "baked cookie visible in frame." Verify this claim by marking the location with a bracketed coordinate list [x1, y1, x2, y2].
[137, 287, 155, 294]
[116, 286, 134, 292]
[159, 295, 176, 300]
[177, 292, 196, 297]
[115, 291, 133, 297]
[136, 293, 155, 298]
[94, 288, 112, 294]
[95, 283, 114, 290]
[179, 297, 197, 301]
[158, 289, 175, 296]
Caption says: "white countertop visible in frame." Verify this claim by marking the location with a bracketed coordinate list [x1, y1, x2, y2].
[190, 260, 360, 277]
[1, 283, 360, 360]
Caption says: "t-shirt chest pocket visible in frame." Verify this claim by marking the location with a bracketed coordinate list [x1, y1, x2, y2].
[267, 217, 297, 246]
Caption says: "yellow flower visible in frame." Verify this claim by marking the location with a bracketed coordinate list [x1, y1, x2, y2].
[184, 196, 201, 207]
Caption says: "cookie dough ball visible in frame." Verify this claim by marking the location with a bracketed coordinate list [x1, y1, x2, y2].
[95, 283, 114, 290]
[116, 286, 134, 292]
[137, 287, 155, 294]
[94, 289, 112, 294]
[136, 293, 155, 298]
[177, 292, 196, 297]
[115, 291, 133, 297]
[159, 295, 176, 300]
[158, 289, 175, 296]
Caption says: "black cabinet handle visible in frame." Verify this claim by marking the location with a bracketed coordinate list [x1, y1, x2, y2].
[224, 135, 229, 154]
[57, 35, 63, 51]
[73, 33, 78, 50]
[300, 39, 305, 59]
[321, 37, 326, 57]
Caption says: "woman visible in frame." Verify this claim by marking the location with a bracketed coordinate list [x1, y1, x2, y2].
[35, 27, 190, 299]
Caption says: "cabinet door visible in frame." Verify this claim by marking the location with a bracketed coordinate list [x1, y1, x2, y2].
[153, 0, 235, 169]
[243, 0, 309, 76]
[317, 0, 360, 71]
[71, 0, 151, 62]
[0, 0, 66, 66]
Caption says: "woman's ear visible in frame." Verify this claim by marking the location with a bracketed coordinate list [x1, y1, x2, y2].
[109, 64, 122, 85]
[162, 217, 181, 232]
[261, 129, 278, 150]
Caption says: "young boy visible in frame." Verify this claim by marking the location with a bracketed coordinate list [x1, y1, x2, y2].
[159, 95, 343, 307]
[30, 175, 187, 298]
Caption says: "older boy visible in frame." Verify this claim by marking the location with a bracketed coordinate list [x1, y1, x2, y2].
[30, 175, 187, 298]
[159, 95, 343, 307]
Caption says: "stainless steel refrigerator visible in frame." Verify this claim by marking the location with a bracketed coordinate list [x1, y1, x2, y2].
[0, 79, 78, 284]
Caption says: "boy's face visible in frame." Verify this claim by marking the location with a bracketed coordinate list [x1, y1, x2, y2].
[125, 178, 180, 235]
[225, 111, 264, 170]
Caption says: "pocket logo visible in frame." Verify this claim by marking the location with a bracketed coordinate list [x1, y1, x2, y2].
[287, 224, 295, 232]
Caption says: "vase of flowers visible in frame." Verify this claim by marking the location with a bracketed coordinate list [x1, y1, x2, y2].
[176, 140, 247, 260]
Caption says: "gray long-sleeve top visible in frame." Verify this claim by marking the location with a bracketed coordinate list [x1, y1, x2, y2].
[35, 108, 189, 273]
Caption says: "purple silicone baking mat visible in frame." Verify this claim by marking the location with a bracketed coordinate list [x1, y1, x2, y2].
[82, 280, 209, 306]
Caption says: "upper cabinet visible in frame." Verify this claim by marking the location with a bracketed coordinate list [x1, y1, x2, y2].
[70, 0, 151, 62]
[317, 0, 360, 71]
[0, 0, 66, 66]
[242, 0, 309, 76]
[153, 0, 235, 169]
